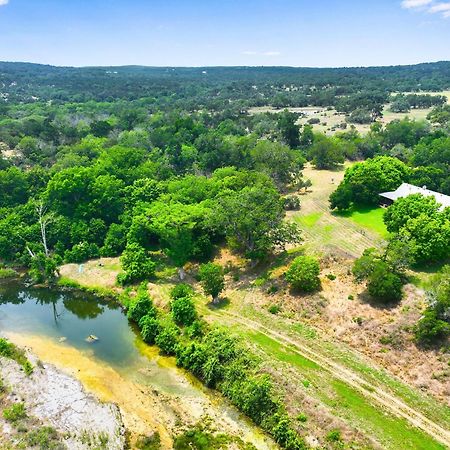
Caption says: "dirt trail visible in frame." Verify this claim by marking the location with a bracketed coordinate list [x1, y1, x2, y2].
[212, 310, 450, 448]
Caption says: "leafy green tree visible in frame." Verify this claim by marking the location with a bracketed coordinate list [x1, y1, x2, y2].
[171, 296, 197, 326]
[414, 266, 450, 345]
[330, 156, 410, 210]
[29, 253, 59, 284]
[277, 110, 300, 148]
[398, 213, 450, 263]
[0, 167, 29, 208]
[353, 249, 404, 303]
[119, 243, 156, 285]
[139, 315, 160, 344]
[250, 140, 305, 189]
[155, 322, 179, 355]
[199, 263, 225, 303]
[367, 261, 403, 303]
[383, 194, 440, 233]
[127, 291, 156, 324]
[286, 256, 321, 292]
[308, 136, 344, 170]
[383, 118, 430, 148]
[215, 184, 300, 259]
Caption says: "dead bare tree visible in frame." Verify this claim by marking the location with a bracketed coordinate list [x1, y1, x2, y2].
[36, 200, 54, 257]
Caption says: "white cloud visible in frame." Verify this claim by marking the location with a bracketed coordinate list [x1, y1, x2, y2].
[0, 0, 9, 5]
[428, 2, 450, 12]
[242, 51, 257, 55]
[401, 0, 450, 17]
[263, 51, 281, 56]
[401, 0, 432, 8]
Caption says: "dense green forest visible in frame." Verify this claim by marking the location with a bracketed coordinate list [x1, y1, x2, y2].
[1, 61, 450, 449]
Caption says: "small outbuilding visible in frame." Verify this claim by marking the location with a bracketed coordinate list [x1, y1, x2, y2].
[379, 183, 450, 209]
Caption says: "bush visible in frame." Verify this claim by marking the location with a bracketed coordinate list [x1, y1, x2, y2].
[170, 283, 195, 300]
[367, 261, 403, 303]
[414, 266, 450, 344]
[171, 296, 197, 327]
[415, 310, 450, 345]
[118, 243, 156, 285]
[139, 315, 160, 344]
[286, 256, 321, 292]
[186, 320, 206, 339]
[268, 304, 281, 314]
[3, 403, 26, 422]
[25, 427, 59, 448]
[64, 242, 100, 263]
[155, 323, 179, 355]
[0, 338, 33, 374]
[127, 292, 156, 324]
[0, 267, 17, 279]
[283, 195, 301, 211]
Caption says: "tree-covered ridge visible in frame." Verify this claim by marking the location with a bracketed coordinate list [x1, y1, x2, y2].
[1, 61, 450, 109]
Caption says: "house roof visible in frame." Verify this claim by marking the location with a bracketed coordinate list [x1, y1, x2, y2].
[379, 183, 450, 209]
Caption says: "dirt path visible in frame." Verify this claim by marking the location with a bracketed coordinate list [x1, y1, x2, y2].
[211, 310, 450, 448]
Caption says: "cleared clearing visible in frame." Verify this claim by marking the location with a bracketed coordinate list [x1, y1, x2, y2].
[288, 164, 387, 258]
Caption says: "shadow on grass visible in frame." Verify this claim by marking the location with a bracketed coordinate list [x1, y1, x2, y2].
[357, 289, 400, 310]
[207, 297, 230, 310]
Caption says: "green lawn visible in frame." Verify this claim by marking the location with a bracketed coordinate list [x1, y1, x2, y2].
[335, 206, 389, 238]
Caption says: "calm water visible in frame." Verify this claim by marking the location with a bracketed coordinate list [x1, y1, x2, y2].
[0, 279, 276, 449]
[0, 281, 137, 363]
[0, 280, 196, 395]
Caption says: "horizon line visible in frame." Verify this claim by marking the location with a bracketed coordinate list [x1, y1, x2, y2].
[1, 59, 450, 71]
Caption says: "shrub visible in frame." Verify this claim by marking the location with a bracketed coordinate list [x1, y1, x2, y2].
[64, 242, 100, 263]
[268, 304, 281, 314]
[139, 316, 160, 345]
[415, 310, 450, 345]
[283, 195, 301, 211]
[326, 430, 343, 443]
[25, 427, 59, 448]
[0, 338, 33, 375]
[186, 320, 206, 339]
[155, 323, 179, 355]
[171, 296, 197, 327]
[118, 243, 156, 285]
[127, 292, 156, 324]
[170, 283, 195, 300]
[286, 256, 321, 292]
[0, 267, 17, 279]
[367, 261, 403, 303]
[3, 403, 26, 422]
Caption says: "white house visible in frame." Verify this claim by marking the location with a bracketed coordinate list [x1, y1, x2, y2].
[379, 183, 450, 209]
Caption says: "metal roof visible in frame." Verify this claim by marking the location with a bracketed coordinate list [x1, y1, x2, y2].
[379, 183, 450, 209]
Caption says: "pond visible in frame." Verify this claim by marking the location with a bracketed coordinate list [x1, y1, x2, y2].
[0, 279, 276, 449]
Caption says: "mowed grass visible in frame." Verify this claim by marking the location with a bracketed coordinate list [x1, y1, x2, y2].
[329, 380, 446, 450]
[244, 329, 445, 450]
[335, 206, 389, 238]
[289, 165, 387, 257]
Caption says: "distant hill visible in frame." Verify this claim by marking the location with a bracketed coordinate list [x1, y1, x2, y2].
[1, 60, 449, 105]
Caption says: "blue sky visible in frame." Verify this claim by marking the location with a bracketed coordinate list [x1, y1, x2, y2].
[0, 0, 449, 67]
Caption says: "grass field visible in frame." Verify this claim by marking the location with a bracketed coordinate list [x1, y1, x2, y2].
[288, 164, 387, 257]
[335, 206, 389, 238]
